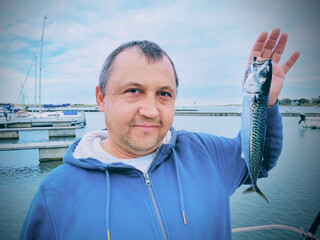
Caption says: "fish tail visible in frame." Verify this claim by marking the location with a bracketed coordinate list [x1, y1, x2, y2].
[243, 185, 269, 204]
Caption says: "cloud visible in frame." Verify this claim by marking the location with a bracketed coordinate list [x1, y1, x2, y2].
[0, 0, 318, 105]
[0, 67, 32, 103]
[6, 40, 29, 52]
[288, 75, 320, 83]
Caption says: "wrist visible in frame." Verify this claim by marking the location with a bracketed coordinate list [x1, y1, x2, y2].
[268, 99, 277, 108]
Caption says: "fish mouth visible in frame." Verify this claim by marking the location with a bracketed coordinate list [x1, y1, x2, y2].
[244, 90, 262, 94]
[252, 56, 271, 65]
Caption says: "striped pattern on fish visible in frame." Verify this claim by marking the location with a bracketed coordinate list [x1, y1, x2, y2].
[241, 57, 272, 204]
[248, 95, 268, 187]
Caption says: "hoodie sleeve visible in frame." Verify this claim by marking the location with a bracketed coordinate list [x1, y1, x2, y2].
[19, 185, 58, 240]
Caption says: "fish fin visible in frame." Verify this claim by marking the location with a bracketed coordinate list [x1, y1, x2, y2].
[243, 186, 269, 204]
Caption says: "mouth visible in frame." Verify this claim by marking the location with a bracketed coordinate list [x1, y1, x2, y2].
[133, 124, 160, 131]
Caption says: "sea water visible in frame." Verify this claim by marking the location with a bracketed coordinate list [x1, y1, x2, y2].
[0, 111, 319, 240]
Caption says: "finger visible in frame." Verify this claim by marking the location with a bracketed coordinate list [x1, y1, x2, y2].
[248, 31, 269, 65]
[261, 28, 281, 59]
[271, 32, 288, 64]
[281, 51, 300, 74]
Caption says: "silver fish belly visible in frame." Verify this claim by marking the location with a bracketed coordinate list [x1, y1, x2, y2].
[241, 57, 272, 203]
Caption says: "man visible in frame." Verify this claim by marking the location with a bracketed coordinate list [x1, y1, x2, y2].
[19, 28, 299, 240]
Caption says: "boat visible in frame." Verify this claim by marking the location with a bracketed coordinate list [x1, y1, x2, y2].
[299, 113, 320, 129]
[43, 103, 71, 108]
[2, 16, 86, 128]
[175, 107, 198, 112]
[0, 110, 86, 128]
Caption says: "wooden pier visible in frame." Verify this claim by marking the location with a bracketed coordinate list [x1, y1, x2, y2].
[0, 141, 74, 161]
[0, 126, 81, 139]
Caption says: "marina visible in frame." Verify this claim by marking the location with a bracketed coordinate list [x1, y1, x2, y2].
[8, 106, 320, 116]
[0, 106, 318, 163]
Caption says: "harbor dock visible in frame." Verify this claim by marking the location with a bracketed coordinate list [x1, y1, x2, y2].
[0, 141, 74, 161]
[0, 126, 81, 139]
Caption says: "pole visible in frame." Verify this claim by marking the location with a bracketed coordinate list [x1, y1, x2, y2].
[34, 55, 37, 112]
[39, 16, 47, 113]
[303, 211, 320, 240]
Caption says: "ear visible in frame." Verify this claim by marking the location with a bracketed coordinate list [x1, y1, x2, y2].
[95, 86, 105, 112]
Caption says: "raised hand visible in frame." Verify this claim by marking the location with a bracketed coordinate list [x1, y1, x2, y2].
[248, 28, 300, 107]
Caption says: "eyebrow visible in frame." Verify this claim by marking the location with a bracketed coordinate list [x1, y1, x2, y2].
[122, 81, 176, 92]
[123, 82, 143, 88]
[158, 86, 176, 95]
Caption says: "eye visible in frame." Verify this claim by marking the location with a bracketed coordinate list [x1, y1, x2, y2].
[158, 91, 172, 98]
[260, 70, 267, 78]
[125, 88, 140, 94]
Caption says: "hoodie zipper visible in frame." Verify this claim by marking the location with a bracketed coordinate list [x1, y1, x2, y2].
[107, 144, 169, 240]
[144, 173, 168, 240]
[143, 144, 168, 240]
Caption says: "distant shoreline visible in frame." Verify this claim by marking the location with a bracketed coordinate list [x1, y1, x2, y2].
[2, 103, 319, 108]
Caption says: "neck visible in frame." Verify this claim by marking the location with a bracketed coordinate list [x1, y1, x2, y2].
[101, 138, 156, 159]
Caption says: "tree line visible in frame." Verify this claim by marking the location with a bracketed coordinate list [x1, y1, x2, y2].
[279, 98, 320, 105]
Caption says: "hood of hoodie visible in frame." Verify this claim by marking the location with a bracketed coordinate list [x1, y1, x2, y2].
[63, 127, 177, 171]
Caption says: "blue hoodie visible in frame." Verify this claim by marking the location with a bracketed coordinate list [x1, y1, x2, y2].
[19, 104, 282, 240]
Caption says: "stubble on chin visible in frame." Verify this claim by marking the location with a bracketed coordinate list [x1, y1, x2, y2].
[122, 130, 165, 155]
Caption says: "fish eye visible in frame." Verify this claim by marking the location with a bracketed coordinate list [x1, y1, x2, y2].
[260, 70, 267, 77]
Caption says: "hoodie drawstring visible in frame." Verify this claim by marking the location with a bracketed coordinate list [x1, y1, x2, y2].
[105, 169, 111, 240]
[172, 150, 187, 225]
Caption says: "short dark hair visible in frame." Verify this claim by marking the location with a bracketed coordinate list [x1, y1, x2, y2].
[98, 40, 179, 95]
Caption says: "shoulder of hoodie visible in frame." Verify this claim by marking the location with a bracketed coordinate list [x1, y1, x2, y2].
[39, 161, 85, 191]
[176, 129, 233, 148]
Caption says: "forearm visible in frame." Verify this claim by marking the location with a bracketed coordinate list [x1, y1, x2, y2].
[260, 100, 283, 176]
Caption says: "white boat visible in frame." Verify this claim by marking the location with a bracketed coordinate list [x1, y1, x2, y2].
[0, 110, 86, 128]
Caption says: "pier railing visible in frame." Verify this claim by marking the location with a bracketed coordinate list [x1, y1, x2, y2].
[232, 211, 320, 240]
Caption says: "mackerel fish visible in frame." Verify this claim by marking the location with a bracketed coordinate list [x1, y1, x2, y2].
[241, 56, 272, 203]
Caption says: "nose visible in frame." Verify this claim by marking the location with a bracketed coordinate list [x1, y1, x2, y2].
[138, 93, 159, 119]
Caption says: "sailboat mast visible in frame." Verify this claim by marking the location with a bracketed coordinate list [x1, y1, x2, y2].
[39, 16, 47, 112]
[34, 55, 37, 112]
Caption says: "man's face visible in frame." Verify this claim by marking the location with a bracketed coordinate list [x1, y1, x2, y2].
[96, 48, 176, 158]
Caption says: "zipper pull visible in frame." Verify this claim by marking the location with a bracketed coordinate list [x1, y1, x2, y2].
[144, 173, 151, 187]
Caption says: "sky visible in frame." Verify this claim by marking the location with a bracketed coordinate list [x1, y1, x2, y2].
[0, 0, 319, 106]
